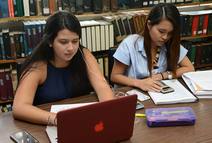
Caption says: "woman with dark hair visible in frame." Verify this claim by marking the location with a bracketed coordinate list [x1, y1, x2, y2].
[111, 3, 194, 92]
[13, 11, 114, 125]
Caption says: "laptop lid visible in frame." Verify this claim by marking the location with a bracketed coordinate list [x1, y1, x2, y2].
[57, 95, 137, 143]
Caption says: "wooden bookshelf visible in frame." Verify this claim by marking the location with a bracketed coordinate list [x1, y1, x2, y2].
[0, 58, 26, 64]
[0, 99, 13, 104]
[0, 60, 16, 64]
[195, 63, 212, 69]
[0, 2, 211, 23]
[181, 34, 212, 40]
[0, 1, 212, 107]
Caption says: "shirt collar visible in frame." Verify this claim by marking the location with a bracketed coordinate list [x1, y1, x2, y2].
[135, 37, 167, 58]
[135, 36, 147, 57]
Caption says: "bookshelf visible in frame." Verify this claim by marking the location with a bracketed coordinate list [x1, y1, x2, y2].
[0, 0, 212, 109]
[0, 99, 13, 104]
[181, 34, 212, 40]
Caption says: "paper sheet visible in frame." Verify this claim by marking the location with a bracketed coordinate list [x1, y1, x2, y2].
[46, 103, 95, 143]
[126, 89, 150, 101]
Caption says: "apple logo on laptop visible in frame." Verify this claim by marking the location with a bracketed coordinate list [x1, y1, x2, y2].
[94, 121, 104, 132]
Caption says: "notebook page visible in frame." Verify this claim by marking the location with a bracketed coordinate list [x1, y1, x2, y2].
[148, 80, 197, 105]
[46, 103, 95, 143]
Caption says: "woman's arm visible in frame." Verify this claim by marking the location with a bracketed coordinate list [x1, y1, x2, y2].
[111, 60, 161, 92]
[158, 56, 195, 79]
[176, 56, 195, 77]
[83, 49, 115, 101]
[12, 63, 56, 125]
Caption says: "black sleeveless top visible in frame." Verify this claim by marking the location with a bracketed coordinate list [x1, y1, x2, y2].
[33, 62, 93, 105]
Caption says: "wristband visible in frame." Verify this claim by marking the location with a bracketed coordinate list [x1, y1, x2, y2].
[167, 71, 173, 80]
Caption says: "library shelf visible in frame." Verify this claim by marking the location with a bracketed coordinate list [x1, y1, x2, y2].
[181, 34, 212, 41]
[0, 99, 13, 104]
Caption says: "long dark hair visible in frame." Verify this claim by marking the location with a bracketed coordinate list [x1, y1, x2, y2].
[19, 11, 90, 92]
[142, 3, 181, 76]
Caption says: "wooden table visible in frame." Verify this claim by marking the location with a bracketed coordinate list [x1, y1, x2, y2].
[1, 90, 212, 143]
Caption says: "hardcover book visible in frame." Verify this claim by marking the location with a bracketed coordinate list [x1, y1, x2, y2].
[145, 107, 196, 127]
[208, 14, 212, 34]
[76, 0, 84, 14]
[111, 0, 118, 12]
[102, 0, 110, 12]
[0, 71, 8, 101]
[83, 0, 92, 12]
[0, 0, 9, 18]
[92, 0, 102, 14]
[4, 69, 14, 100]
[29, 0, 37, 16]
[62, 0, 76, 14]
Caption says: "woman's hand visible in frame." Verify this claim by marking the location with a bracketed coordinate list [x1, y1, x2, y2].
[135, 77, 162, 92]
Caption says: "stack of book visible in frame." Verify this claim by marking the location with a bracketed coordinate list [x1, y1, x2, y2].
[182, 70, 212, 98]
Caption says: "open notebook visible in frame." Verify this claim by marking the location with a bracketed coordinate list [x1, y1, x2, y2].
[148, 79, 198, 105]
[182, 70, 212, 98]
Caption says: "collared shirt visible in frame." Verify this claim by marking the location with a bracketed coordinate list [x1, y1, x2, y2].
[113, 34, 187, 79]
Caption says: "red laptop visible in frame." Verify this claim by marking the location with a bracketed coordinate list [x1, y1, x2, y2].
[57, 95, 137, 143]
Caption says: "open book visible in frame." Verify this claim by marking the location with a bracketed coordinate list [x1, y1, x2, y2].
[148, 79, 197, 105]
[46, 103, 95, 143]
[182, 70, 212, 98]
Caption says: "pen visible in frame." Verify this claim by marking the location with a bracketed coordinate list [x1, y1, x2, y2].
[135, 113, 146, 117]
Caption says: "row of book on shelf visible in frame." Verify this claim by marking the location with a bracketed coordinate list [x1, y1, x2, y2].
[0, 19, 114, 60]
[0, 0, 196, 18]
[104, 9, 212, 43]
[182, 38, 212, 67]
[0, 9, 212, 60]
[0, 0, 118, 17]
[180, 10, 212, 37]
[0, 10, 212, 59]
[99, 9, 212, 47]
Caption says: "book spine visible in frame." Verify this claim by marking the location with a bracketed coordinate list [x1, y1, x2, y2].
[29, 0, 37, 16]
[92, 0, 102, 14]
[0, 71, 8, 101]
[4, 69, 14, 100]
[202, 14, 209, 35]
[76, 0, 84, 14]
[9, 32, 16, 59]
[111, 0, 118, 12]
[83, 0, 92, 12]
[23, 0, 30, 16]
[17, 0, 24, 16]
[0, 0, 9, 18]
[191, 15, 199, 36]
[49, 0, 56, 14]
[2, 29, 11, 60]
[42, 0, 50, 16]
[102, 0, 110, 12]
